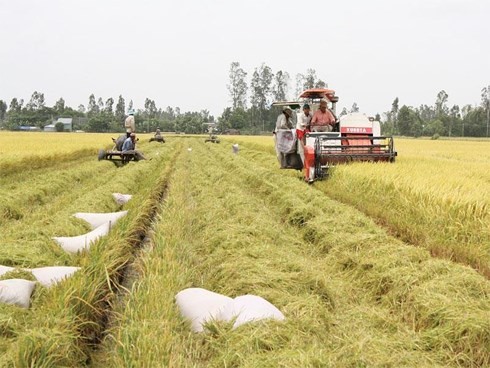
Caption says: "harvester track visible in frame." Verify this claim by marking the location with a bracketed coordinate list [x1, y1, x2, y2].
[89, 145, 182, 352]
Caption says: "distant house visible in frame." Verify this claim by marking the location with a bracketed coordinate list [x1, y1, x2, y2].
[44, 117, 73, 132]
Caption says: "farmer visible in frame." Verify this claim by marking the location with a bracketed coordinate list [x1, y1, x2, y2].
[154, 128, 162, 137]
[122, 133, 136, 152]
[124, 110, 136, 137]
[122, 133, 146, 160]
[273, 106, 297, 167]
[296, 103, 313, 164]
[275, 106, 294, 131]
[310, 99, 336, 132]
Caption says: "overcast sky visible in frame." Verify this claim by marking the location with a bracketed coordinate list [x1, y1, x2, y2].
[1, 0, 488, 118]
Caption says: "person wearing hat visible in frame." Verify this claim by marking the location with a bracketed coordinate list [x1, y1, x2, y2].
[310, 99, 336, 132]
[275, 106, 294, 131]
[296, 104, 313, 164]
[124, 110, 136, 138]
[274, 106, 296, 166]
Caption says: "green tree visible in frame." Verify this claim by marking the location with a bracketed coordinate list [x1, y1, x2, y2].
[481, 85, 490, 137]
[448, 105, 460, 137]
[55, 122, 64, 132]
[424, 119, 445, 136]
[303, 68, 317, 89]
[144, 98, 157, 119]
[250, 64, 273, 111]
[164, 106, 175, 120]
[272, 70, 290, 101]
[9, 98, 23, 113]
[463, 107, 486, 136]
[105, 98, 114, 115]
[25, 91, 45, 111]
[97, 97, 104, 112]
[295, 73, 305, 97]
[0, 100, 7, 121]
[397, 105, 413, 136]
[302, 68, 326, 90]
[391, 97, 399, 133]
[435, 90, 449, 118]
[87, 94, 99, 115]
[87, 115, 109, 132]
[115, 95, 126, 120]
[227, 62, 248, 110]
[54, 97, 65, 115]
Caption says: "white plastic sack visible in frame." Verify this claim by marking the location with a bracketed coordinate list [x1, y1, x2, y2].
[0, 265, 14, 277]
[276, 129, 297, 154]
[53, 222, 111, 254]
[0, 279, 36, 308]
[73, 210, 127, 230]
[113, 193, 132, 205]
[29, 266, 80, 287]
[175, 288, 233, 332]
[217, 294, 285, 329]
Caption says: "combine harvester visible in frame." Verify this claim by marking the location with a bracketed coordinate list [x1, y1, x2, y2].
[273, 88, 397, 183]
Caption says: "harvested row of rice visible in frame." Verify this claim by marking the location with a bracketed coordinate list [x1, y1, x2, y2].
[0, 139, 179, 366]
[101, 139, 466, 367]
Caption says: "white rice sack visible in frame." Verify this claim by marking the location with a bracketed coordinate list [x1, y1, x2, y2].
[112, 193, 132, 205]
[52, 222, 111, 254]
[73, 210, 128, 229]
[175, 288, 233, 332]
[0, 279, 36, 308]
[0, 265, 14, 277]
[218, 295, 285, 329]
[29, 266, 81, 287]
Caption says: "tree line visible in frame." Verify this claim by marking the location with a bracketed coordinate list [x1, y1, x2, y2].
[1, 66, 488, 137]
[219, 61, 490, 137]
[0, 93, 213, 134]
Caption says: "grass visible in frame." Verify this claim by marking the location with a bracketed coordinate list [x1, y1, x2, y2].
[1, 134, 489, 366]
[222, 136, 490, 277]
[0, 135, 179, 366]
[98, 138, 489, 367]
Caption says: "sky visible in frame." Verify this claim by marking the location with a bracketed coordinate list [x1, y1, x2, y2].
[0, 0, 489, 118]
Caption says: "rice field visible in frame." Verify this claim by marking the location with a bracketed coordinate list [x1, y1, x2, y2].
[0, 133, 489, 367]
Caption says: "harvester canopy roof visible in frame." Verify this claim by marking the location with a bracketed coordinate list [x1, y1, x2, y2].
[299, 88, 336, 101]
[271, 101, 301, 110]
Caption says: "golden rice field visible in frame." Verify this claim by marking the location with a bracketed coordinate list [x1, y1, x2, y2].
[0, 132, 489, 367]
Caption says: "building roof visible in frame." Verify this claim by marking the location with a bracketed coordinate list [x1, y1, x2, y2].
[56, 118, 72, 125]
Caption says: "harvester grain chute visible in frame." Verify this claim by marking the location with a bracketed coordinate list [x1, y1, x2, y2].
[273, 88, 397, 183]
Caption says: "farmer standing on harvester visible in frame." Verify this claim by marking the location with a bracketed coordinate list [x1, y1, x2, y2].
[124, 110, 136, 138]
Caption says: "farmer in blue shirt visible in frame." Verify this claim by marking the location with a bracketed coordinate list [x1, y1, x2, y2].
[122, 133, 135, 152]
[121, 133, 146, 160]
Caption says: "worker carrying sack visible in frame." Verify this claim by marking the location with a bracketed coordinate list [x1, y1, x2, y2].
[276, 129, 297, 154]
